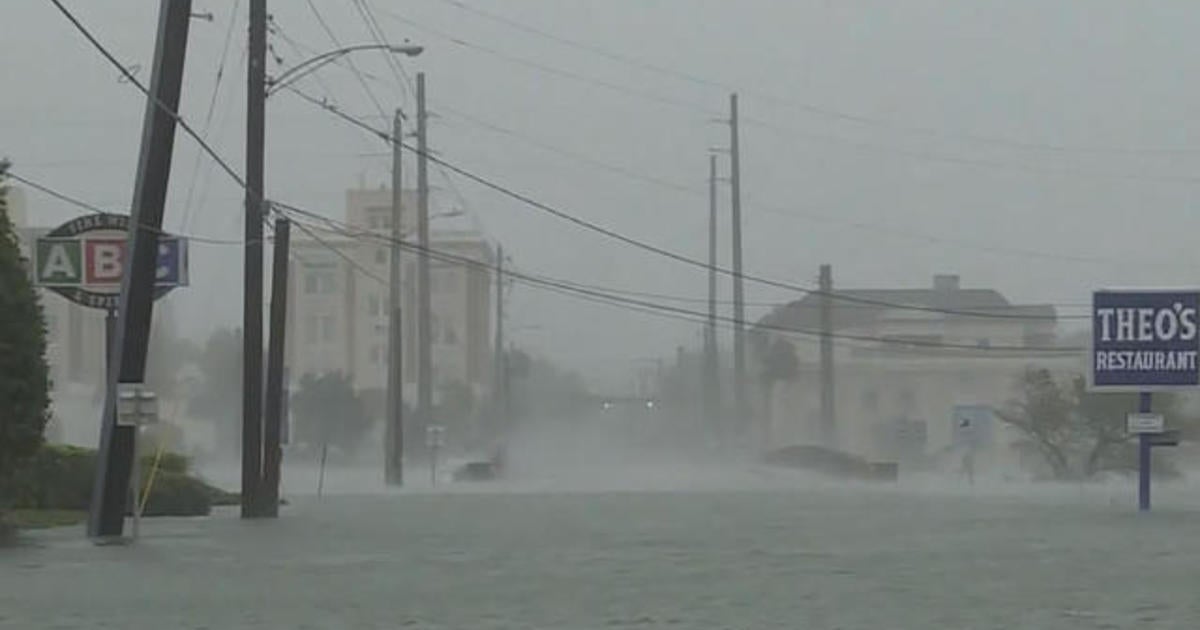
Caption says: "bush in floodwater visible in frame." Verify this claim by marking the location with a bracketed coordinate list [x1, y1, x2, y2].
[0, 444, 232, 517]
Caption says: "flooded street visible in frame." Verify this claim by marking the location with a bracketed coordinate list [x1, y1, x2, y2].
[5, 479, 1200, 629]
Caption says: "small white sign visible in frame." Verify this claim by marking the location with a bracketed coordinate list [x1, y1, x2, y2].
[1127, 413, 1165, 434]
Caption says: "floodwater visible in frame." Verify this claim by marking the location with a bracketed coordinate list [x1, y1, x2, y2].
[4, 474, 1200, 629]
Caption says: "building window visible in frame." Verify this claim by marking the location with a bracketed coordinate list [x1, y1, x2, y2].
[306, 315, 318, 344]
[375, 248, 387, 265]
[306, 271, 337, 295]
[370, 345, 381, 364]
[322, 315, 336, 342]
[368, 294, 380, 317]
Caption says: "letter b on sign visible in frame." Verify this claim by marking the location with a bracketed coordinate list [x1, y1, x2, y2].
[85, 239, 126, 285]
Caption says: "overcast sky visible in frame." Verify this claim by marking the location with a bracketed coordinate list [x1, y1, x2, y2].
[6, 1, 1200, 387]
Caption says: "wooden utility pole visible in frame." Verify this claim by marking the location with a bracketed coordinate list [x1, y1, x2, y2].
[729, 93, 746, 429]
[88, 0, 193, 540]
[241, 0, 267, 518]
[262, 216, 290, 516]
[385, 109, 405, 485]
[416, 73, 433, 450]
[493, 246, 505, 434]
[705, 154, 721, 437]
[819, 264, 836, 447]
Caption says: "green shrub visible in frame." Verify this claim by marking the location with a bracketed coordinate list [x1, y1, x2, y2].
[140, 473, 211, 517]
[0, 444, 232, 518]
[0, 445, 95, 510]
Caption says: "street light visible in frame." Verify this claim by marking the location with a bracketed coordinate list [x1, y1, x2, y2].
[266, 43, 424, 97]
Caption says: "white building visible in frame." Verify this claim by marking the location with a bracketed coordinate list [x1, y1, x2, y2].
[287, 187, 495, 409]
[754, 274, 1081, 470]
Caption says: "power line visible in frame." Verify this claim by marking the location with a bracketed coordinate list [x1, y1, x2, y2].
[285, 85, 1080, 322]
[352, 0, 414, 104]
[8, 170, 246, 246]
[305, 0, 392, 123]
[275, 203, 1083, 353]
[289, 216, 387, 285]
[179, 0, 242, 234]
[378, 7, 1200, 185]
[432, 101, 1187, 270]
[433, 0, 1200, 158]
[49, 0, 248, 193]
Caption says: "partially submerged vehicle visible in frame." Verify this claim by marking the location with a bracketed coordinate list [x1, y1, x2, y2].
[764, 445, 898, 482]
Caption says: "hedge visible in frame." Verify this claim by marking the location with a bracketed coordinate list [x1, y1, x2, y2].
[0, 444, 235, 517]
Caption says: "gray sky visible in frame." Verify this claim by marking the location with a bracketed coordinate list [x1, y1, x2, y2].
[6, 1, 1200, 387]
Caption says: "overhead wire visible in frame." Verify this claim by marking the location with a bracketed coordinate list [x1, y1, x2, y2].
[352, 0, 414, 104]
[48, 0, 248, 193]
[305, 0, 392, 123]
[432, 0, 1200, 157]
[179, 0, 242, 234]
[283, 85, 1079, 322]
[431, 101, 1186, 270]
[376, 7, 1200, 186]
[8, 170, 248, 246]
[274, 201, 1083, 353]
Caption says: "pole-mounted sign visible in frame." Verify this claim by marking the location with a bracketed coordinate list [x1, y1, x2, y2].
[32, 213, 188, 309]
[1091, 289, 1198, 512]
[1090, 290, 1199, 390]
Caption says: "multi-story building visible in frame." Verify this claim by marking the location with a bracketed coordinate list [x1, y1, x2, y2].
[753, 274, 1080, 470]
[287, 187, 495, 411]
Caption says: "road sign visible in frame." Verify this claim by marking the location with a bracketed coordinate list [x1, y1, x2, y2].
[33, 213, 188, 310]
[1127, 412, 1165, 435]
[952, 405, 994, 448]
[1147, 430, 1181, 447]
[1090, 290, 1200, 390]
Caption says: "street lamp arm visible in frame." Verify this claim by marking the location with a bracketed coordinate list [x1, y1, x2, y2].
[267, 43, 423, 97]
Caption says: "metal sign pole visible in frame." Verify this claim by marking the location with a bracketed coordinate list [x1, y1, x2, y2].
[131, 423, 141, 540]
[1138, 392, 1152, 512]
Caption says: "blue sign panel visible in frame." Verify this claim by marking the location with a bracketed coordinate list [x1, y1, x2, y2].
[1091, 290, 1200, 389]
[952, 405, 994, 449]
[155, 238, 188, 287]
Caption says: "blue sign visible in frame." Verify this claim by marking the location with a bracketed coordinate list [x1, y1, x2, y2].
[1091, 290, 1200, 389]
[951, 405, 994, 449]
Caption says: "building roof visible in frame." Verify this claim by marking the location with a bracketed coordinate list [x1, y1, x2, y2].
[757, 278, 1056, 334]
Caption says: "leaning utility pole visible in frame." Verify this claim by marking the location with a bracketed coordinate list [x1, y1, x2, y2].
[88, 0, 192, 541]
[241, 0, 267, 518]
[728, 93, 746, 428]
[385, 109, 405, 486]
[262, 216, 290, 517]
[704, 154, 721, 437]
[819, 264, 836, 448]
[416, 73, 433, 448]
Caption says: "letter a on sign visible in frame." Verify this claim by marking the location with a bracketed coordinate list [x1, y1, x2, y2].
[36, 240, 81, 286]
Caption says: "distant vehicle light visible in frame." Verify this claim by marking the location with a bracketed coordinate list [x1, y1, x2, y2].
[602, 401, 614, 410]
[645, 400, 656, 409]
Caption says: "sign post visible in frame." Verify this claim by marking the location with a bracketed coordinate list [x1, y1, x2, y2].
[33, 213, 187, 539]
[1091, 290, 1198, 512]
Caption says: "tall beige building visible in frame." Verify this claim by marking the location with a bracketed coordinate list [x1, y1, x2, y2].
[287, 187, 495, 409]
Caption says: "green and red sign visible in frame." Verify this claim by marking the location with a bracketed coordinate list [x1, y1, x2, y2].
[33, 213, 188, 310]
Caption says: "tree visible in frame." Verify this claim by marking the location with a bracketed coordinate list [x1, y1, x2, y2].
[186, 327, 242, 449]
[290, 372, 371, 452]
[997, 368, 1192, 480]
[0, 159, 51, 489]
[996, 368, 1077, 479]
